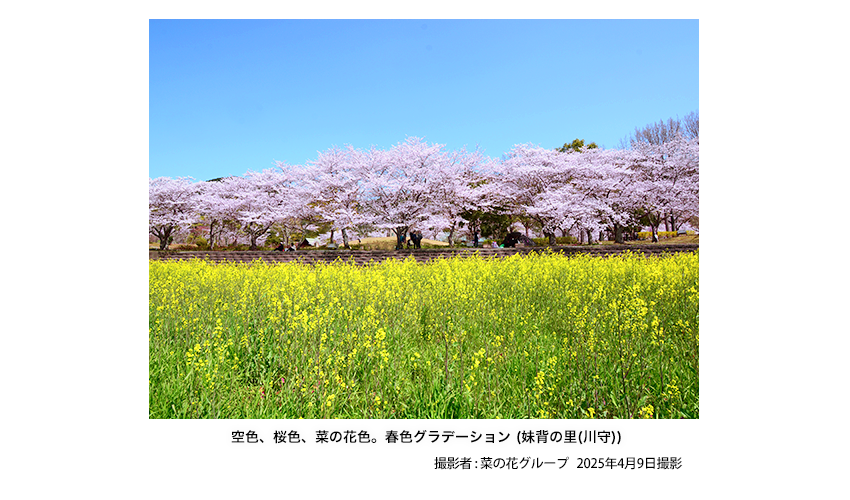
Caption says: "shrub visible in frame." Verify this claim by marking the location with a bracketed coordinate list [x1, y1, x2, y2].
[264, 234, 282, 248]
[192, 236, 210, 250]
[637, 231, 678, 240]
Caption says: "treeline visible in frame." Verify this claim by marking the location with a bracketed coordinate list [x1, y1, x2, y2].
[150, 115, 698, 250]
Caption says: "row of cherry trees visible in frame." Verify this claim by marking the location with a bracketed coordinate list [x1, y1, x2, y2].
[149, 136, 698, 250]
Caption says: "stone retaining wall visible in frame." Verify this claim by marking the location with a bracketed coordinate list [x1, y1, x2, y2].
[149, 244, 698, 266]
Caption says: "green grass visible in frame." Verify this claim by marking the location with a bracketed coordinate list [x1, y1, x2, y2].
[149, 250, 699, 419]
[598, 234, 700, 245]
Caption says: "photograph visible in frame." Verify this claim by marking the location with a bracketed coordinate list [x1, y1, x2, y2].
[149, 19, 699, 420]
[8, 2, 846, 498]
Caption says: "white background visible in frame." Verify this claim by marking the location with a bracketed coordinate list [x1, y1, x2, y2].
[2, 1, 846, 498]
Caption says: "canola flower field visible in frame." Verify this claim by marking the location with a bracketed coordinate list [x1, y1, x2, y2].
[149, 251, 698, 419]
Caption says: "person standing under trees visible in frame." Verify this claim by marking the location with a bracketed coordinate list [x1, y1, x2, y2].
[409, 230, 423, 249]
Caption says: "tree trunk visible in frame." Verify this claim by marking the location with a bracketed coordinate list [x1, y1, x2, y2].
[447, 221, 457, 247]
[208, 220, 216, 249]
[394, 226, 409, 250]
[248, 222, 273, 251]
[342, 228, 350, 249]
[155, 225, 173, 250]
[546, 231, 556, 246]
[586, 229, 593, 244]
[645, 210, 662, 243]
[614, 223, 625, 244]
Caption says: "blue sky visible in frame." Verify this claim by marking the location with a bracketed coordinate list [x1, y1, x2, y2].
[150, 19, 698, 181]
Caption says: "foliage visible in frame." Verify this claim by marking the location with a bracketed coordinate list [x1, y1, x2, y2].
[556, 138, 598, 153]
[637, 231, 679, 240]
[151, 134, 697, 250]
[150, 251, 699, 419]
[192, 236, 210, 250]
[460, 207, 515, 243]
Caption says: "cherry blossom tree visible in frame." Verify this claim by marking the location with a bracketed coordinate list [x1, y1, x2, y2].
[216, 167, 309, 250]
[496, 144, 650, 245]
[150, 127, 697, 251]
[305, 138, 500, 249]
[149, 176, 198, 250]
[630, 133, 699, 239]
[565, 147, 639, 244]
[498, 143, 579, 245]
[624, 113, 699, 231]
[302, 145, 366, 249]
[192, 177, 241, 249]
[422, 146, 499, 247]
[357, 137, 441, 249]
[658, 135, 699, 230]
